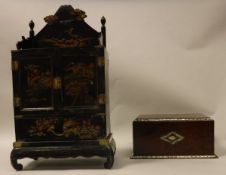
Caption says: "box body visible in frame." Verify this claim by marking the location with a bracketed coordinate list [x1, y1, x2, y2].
[132, 114, 216, 158]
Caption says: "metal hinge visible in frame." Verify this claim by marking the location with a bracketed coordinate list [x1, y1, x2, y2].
[14, 97, 21, 107]
[96, 113, 106, 120]
[15, 115, 23, 119]
[12, 60, 19, 71]
[13, 141, 24, 148]
[53, 77, 62, 89]
[98, 94, 105, 104]
[99, 139, 109, 146]
[99, 134, 112, 146]
[97, 56, 105, 67]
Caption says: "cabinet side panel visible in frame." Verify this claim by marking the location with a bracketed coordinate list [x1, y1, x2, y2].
[105, 51, 110, 136]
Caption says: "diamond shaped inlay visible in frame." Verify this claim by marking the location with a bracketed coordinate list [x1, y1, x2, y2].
[160, 131, 184, 145]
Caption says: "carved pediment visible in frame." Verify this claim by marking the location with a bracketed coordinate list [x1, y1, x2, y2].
[17, 5, 105, 49]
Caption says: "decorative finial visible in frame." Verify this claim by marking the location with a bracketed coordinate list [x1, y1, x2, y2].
[101, 16, 106, 47]
[29, 20, 34, 29]
[29, 20, 35, 38]
[74, 8, 87, 20]
[101, 16, 106, 26]
[44, 15, 59, 24]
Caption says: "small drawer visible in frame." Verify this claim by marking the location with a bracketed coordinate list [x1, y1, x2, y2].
[15, 115, 105, 141]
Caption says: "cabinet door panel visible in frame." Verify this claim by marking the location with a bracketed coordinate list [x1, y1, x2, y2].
[12, 51, 55, 114]
[61, 56, 97, 107]
[20, 58, 53, 109]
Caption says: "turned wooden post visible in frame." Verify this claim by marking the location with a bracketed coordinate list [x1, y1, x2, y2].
[29, 20, 35, 38]
[101, 16, 106, 47]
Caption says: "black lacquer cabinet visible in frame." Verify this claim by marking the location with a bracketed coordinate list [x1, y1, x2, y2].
[10, 5, 115, 170]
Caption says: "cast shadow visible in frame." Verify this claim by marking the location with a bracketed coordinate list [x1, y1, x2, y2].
[215, 138, 226, 157]
[113, 146, 156, 169]
[23, 157, 107, 170]
[21, 146, 155, 170]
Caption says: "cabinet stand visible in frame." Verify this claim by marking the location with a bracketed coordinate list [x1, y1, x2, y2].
[11, 135, 116, 170]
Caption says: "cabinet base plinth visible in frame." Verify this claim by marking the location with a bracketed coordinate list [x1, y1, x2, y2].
[11, 137, 116, 170]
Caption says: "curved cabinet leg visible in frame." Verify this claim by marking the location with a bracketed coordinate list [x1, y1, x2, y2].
[104, 153, 114, 169]
[10, 150, 23, 171]
[104, 147, 114, 169]
[111, 138, 116, 153]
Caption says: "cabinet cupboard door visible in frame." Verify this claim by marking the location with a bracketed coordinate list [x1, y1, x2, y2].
[12, 50, 55, 113]
[59, 55, 103, 110]
[12, 49, 106, 114]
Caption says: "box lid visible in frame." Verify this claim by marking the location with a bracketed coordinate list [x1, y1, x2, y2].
[135, 113, 212, 122]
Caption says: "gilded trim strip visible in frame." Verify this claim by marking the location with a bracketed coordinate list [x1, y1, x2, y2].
[21, 107, 54, 111]
[131, 155, 218, 159]
[135, 114, 212, 122]
[135, 118, 212, 122]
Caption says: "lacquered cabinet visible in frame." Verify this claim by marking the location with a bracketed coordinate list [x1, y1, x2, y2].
[11, 5, 115, 170]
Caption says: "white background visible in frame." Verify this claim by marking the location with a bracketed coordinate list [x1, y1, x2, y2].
[0, 0, 226, 174]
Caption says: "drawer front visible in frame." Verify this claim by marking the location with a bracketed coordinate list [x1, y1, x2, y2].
[133, 120, 214, 156]
[15, 115, 105, 141]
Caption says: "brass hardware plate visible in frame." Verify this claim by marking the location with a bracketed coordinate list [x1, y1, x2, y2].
[98, 94, 105, 104]
[97, 56, 105, 67]
[53, 77, 62, 89]
[12, 60, 19, 71]
[13, 141, 23, 148]
[14, 97, 21, 107]
[15, 115, 23, 119]
[99, 134, 112, 146]
[99, 139, 109, 146]
[96, 113, 106, 119]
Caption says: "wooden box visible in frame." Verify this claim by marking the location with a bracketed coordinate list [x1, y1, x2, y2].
[132, 114, 217, 159]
